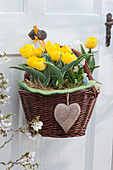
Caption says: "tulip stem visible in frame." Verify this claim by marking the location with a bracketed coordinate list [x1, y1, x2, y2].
[88, 49, 92, 53]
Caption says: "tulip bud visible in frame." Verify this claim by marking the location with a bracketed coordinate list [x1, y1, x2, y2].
[85, 37, 97, 49]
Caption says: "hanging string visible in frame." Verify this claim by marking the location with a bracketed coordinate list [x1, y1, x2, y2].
[66, 93, 70, 106]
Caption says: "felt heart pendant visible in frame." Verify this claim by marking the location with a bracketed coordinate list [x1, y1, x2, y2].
[54, 103, 81, 133]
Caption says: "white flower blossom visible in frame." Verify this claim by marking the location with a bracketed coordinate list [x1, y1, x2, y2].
[0, 52, 11, 63]
[0, 99, 4, 102]
[4, 56, 11, 62]
[29, 151, 35, 161]
[1, 127, 10, 133]
[0, 114, 12, 133]
[82, 73, 87, 77]
[25, 132, 37, 140]
[31, 121, 43, 131]
[5, 78, 9, 84]
[3, 96, 11, 104]
[19, 151, 36, 165]
[0, 114, 4, 119]
[25, 131, 41, 140]
[80, 58, 86, 67]
[72, 40, 83, 53]
[73, 66, 79, 72]
[4, 87, 11, 93]
[1, 119, 12, 127]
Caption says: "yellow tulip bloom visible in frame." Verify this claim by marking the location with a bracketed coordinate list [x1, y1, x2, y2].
[35, 47, 42, 58]
[19, 44, 35, 59]
[48, 49, 61, 61]
[62, 53, 77, 64]
[46, 41, 61, 61]
[46, 41, 61, 52]
[85, 37, 97, 49]
[52, 43, 60, 49]
[46, 41, 52, 51]
[27, 56, 46, 71]
[35, 58, 46, 71]
[27, 55, 37, 68]
[61, 45, 72, 53]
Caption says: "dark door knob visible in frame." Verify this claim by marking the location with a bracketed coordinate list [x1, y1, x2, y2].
[105, 13, 113, 47]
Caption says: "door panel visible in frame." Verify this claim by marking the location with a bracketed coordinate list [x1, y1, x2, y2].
[0, 13, 100, 54]
[45, 0, 95, 13]
[0, 0, 23, 12]
[93, 0, 113, 169]
[0, 0, 110, 170]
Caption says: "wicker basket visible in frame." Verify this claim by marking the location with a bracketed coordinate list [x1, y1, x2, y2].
[18, 49, 100, 138]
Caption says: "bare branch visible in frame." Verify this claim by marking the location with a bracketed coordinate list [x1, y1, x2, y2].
[0, 152, 39, 169]
[0, 125, 26, 149]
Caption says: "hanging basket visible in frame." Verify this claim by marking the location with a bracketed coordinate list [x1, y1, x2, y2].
[18, 49, 100, 138]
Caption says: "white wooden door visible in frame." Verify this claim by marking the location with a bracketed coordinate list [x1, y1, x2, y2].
[0, 0, 113, 170]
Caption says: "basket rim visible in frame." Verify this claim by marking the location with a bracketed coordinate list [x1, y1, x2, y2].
[17, 80, 97, 95]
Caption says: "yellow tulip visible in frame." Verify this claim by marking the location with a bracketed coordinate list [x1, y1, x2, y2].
[26, 55, 38, 68]
[62, 53, 77, 64]
[46, 41, 61, 52]
[35, 47, 42, 58]
[19, 44, 35, 59]
[35, 58, 46, 71]
[46, 41, 52, 51]
[52, 43, 60, 49]
[27, 56, 46, 71]
[61, 45, 72, 53]
[46, 41, 61, 61]
[48, 49, 61, 61]
[85, 37, 97, 49]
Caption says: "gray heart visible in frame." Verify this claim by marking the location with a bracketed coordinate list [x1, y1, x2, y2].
[54, 103, 81, 133]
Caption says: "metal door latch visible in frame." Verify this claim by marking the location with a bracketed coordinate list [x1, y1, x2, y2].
[105, 13, 113, 47]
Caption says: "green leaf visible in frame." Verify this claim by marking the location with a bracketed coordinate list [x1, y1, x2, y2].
[44, 67, 51, 86]
[10, 66, 25, 71]
[69, 70, 75, 83]
[75, 79, 78, 85]
[59, 54, 63, 69]
[42, 52, 45, 57]
[24, 67, 47, 87]
[90, 65, 101, 69]
[90, 65, 100, 73]
[49, 75, 57, 87]
[76, 53, 93, 65]
[61, 60, 77, 77]
[61, 53, 93, 77]
[19, 63, 28, 67]
[45, 62, 64, 87]
[80, 44, 86, 55]
[52, 76, 58, 88]
[94, 79, 102, 85]
[67, 71, 73, 83]
[45, 54, 53, 63]
[88, 56, 95, 68]
[24, 67, 36, 80]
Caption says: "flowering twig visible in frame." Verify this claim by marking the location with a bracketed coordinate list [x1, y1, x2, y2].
[0, 152, 39, 170]
[0, 125, 26, 149]
[0, 52, 10, 64]
[0, 60, 43, 169]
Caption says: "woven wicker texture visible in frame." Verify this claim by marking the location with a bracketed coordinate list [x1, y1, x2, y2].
[19, 49, 100, 138]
